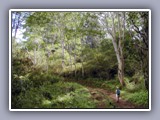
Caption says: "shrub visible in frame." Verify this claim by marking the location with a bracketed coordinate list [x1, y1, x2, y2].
[29, 72, 61, 88]
[12, 81, 96, 108]
[101, 80, 120, 92]
[121, 90, 149, 108]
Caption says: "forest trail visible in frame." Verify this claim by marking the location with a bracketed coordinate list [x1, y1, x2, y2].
[87, 87, 136, 108]
[65, 79, 137, 108]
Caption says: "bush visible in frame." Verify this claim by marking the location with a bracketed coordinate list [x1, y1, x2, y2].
[11, 78, 33, 108]
[101, 80, 120, 92]
[122, 90, 148, 108]
[28, 72, 62, 88]
[12, 81, 96, 108]
[11, 69, 63, 108]
[124, 75, 145, 92]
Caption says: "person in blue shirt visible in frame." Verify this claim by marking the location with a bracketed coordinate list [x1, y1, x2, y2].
[116, 86, 120, 103]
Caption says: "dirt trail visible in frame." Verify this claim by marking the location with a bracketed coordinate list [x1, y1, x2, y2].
[65, 79, 138, 108]
[87, 87, 136, 108]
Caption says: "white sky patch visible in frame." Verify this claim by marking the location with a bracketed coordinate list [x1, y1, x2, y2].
[13, 28, 26, 43]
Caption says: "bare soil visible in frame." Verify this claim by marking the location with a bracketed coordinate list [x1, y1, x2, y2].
[87, 87, 136, 108]
[65, 79, 140, 109]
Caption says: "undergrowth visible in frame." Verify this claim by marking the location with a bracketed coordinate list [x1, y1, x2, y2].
[121, 90, 148, 108]
[120, 76, 149, 108]
[12, 79, 96, 108]
[67, 77, 121, 92]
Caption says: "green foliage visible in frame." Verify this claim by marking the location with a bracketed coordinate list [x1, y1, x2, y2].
[124, 74, 145, 92]
[28, 72, 61, 88]
[101, 80, 121, 92]
[68, 78, 120, 92]
[121, 90, 148, 108]
[13, 82, 96, 108]
[68, 39, 117, 79]
[121, 75, 148, 108]
[26, 12, 51, 27]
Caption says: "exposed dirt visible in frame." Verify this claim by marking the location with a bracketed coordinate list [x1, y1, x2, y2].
[87, 87, 136, 108]
[65, 79, 139, 109]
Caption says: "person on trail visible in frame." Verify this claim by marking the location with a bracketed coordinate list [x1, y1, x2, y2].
[116, 86, 120, 103]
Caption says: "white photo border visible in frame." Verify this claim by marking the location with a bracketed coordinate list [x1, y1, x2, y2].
[9, 9, 151, 111]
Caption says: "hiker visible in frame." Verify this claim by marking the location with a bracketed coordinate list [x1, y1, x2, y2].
[116, 86, 120, 103]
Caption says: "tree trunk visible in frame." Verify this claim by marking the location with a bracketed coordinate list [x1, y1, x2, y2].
[12, 13, 16, 34]
[34, 47, 36, 65]
[132, 12, 149, 90]
[46, 57, 49, 73]
[110, 12, 125, 86]
[61, 32, 65, 71]
[81, 59, 84, 77]
[69, 45, 73, 75]
[81, 38, 84, 77]
[73, 30, 77, 77]
[143, 49, 149, 90]
[74, 52, 77, 77]
[118, 56, 125, 86]
[112, 38, 125, 86]
[61, 40, 65, 70]
[14, 12, 21, 39]
[74, 39, 77, 77]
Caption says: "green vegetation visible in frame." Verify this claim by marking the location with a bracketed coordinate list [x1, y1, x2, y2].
[119, 75, 148, 107]
[121, 90, 148, 107]
[13, 81, 96, 108]
[11, 11, 149, 109]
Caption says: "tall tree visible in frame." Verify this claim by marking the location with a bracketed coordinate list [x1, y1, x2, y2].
[127, 12, 149, 90]
[100, 12, 125, 86]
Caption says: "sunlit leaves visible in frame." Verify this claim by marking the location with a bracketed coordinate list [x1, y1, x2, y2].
[26, 12, 50, 27]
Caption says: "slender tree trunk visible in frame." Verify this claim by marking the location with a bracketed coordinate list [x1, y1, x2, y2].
[74, 53, 77, 77]
[81, 38, 84, 77]
[46, 57, 49, 73]
[61, 39, 65, 70]
[69, 46, 73, 72]
[143, 49, 149, 90]
[74, 37, 77, 77]
[12, 13, 16, 35]
[61, 31, 65, 71]
[34, 47, 36, 65]
[81, 59, 84, 77]
[14, 13, 21, 39]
